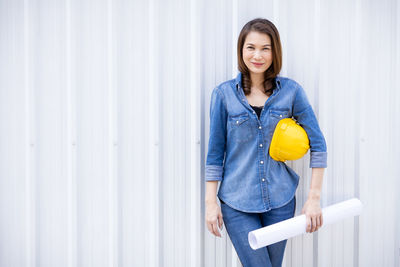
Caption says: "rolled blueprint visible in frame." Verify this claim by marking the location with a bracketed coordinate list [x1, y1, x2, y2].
[248, 198, 363, 250]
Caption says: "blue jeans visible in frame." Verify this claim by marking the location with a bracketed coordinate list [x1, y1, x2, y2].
[220, 196, 296, 267]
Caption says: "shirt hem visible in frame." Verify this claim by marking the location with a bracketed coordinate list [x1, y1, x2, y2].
[218, 193, 296, 213]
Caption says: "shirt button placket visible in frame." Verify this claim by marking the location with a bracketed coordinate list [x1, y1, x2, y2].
[257, 123, 268, 207]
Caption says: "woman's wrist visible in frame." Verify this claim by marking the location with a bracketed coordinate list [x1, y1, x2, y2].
[205, 181, 219, 204]
[307, 189, 321, 200]
[205, 197, 218, 205]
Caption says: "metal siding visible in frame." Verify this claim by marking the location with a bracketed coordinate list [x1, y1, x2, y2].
[0, 0, 399, 267]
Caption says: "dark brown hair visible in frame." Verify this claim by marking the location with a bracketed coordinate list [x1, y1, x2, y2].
[237, 18, 282, 96]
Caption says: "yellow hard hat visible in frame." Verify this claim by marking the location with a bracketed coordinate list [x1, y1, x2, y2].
[269, 118, 310, 162]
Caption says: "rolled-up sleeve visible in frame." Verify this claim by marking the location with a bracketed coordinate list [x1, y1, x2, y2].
[292, 83, 327, 168]
[205, 88, 227, 181]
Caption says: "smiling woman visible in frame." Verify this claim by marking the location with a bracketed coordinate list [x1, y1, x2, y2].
[205, 18, 328, 267]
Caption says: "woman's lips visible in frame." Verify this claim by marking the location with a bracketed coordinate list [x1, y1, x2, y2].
[252, 62, 264, 67]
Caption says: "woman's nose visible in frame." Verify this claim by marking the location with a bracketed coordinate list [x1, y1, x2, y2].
[253, 51, 262, 59]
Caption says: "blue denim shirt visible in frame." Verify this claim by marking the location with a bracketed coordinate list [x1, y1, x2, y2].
[205, 72, 327, 213]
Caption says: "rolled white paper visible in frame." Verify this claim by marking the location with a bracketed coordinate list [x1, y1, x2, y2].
[248, 198, 363, 250]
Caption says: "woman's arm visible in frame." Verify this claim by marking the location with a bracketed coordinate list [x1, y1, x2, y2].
[308, 167, 324, 200]
[204, 87, 227, 238]
[291, 82, 327, 233]
[302, 167, 325, 233]
[205, 181, 219, 204]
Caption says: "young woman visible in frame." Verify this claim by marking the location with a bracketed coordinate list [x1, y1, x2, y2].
[205, 18, 327, 267]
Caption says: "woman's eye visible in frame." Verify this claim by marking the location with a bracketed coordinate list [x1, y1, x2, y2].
[247, 47, 254, 50]
[263, 48, 270, 50]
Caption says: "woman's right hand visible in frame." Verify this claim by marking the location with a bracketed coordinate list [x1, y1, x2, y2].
[206, 201, 224, 237]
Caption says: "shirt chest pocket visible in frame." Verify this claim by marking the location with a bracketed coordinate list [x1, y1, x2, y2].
[228, 112, 255, 143]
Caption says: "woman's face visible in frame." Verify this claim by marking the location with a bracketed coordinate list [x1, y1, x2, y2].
[242, 31, 273, 76]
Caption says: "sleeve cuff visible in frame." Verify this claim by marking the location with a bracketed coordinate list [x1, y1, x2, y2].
[309, 151, 328, 168]
[205, 165, 224, 181]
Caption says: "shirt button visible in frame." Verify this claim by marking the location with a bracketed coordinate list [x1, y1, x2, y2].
[259, 126, 262, 129]
[260, 160, 264, 164]
[236, 121, 239, 124]
[259, 144, 263, 147]
[280, 115, 282, 118]
[262, 178, 265, 182]
[253, 111, 256, 114]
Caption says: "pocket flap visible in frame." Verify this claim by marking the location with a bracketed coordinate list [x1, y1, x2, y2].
[230, 113, 250, 125]
[269, 109, 289, 118]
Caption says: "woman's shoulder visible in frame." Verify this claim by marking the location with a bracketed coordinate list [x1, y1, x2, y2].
[216, 77, 237, 89]
[276, 75, 305, 95]
[211, 77, 237, 97]
[276, 75, 301, 88]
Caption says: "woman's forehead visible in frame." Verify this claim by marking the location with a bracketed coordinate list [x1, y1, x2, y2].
[244, 31, 271, 45]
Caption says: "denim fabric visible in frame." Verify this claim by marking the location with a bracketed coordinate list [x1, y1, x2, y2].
[220, 195, 296, 267]
[205, 72, 327, 212]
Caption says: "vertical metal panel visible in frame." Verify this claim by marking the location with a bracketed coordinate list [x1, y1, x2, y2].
[0, 0, 399, 267]
[65, 0, 77, 266]
[30, 0, 69, 266]
[106, 1, 118, 266]
[396, 1, 400, 265]
[189, 0, 202, 266]
[0, 1, 30, 267]
[73, 0, 111, 266]
[23, 0, 36, 266]
[146, 0, 159, 265]
[395, 4, 400, 267]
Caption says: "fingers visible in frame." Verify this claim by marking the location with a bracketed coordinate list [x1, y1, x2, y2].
[311, 216, 317, 232]
[206, 220, 220, 237]
[307, 214, 323, 233]
[218, 214, 224, 230]
[212, 222, 221, 237]
[321, 214, 323, 227]
[306, 215, 312, 233]
[206, 217, 223, 237]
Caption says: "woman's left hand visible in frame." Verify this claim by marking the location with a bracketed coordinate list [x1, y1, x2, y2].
[301, 198, 323, 233]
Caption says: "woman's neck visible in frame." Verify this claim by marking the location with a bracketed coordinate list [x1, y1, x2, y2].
[250, 72, 264, 89]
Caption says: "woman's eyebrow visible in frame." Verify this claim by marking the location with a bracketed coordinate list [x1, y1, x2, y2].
[246, 43, 271, 46]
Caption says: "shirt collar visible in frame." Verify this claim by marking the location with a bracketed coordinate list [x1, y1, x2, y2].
[235, 72, 281, 91]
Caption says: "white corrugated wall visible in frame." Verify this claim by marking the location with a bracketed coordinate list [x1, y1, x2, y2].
[0, 0, 399, 267]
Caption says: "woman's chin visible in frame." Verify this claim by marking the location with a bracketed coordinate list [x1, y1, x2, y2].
[249, 68, 267, 75]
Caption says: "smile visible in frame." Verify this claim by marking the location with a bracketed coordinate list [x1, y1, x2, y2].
[252, 62, 264, 67]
